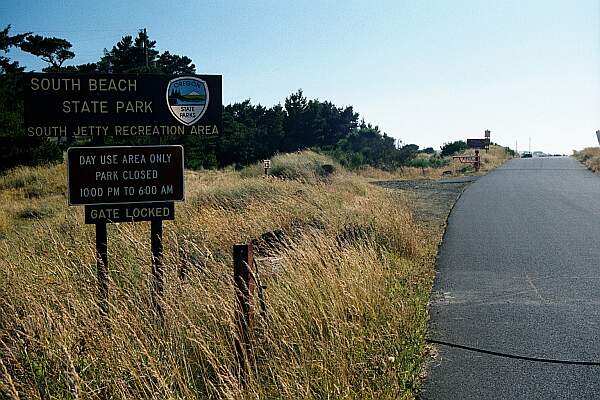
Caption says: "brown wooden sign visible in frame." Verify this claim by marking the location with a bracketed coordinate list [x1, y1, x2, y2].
[67, 145, 184, 205]
[467, 138, 490, 149]
[24, 73, 222, 137]
[85, 202, 175, 224]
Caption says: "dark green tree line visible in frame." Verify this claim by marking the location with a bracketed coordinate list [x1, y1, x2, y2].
[1, 26, 420, 171]
[0, 26, 62, 170]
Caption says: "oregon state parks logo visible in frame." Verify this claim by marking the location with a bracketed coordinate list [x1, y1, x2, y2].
[166, 77, 209, 126]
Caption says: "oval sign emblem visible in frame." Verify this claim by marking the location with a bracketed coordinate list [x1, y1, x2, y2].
[166, 77, 209, 126]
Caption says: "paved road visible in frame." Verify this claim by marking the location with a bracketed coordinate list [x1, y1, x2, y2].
[423, 157, 600, 399]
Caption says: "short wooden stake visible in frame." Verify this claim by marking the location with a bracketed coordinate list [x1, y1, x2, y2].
[233, 243, 255, 384]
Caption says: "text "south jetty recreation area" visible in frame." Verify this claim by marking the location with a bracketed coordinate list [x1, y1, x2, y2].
[24, 74, 223, 137]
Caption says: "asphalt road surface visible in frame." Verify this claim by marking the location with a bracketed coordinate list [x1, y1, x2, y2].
[423, 157, 600, 399]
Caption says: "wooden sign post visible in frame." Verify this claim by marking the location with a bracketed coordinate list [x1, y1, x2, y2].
[67, 145, 184, 316]
[484, 130, 491, 152]
[233, 243, 255, 384]
[96, 221, 109, 315]
[263, 159, 271, 176]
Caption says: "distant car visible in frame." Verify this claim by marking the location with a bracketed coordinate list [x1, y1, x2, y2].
[522, 152, 532, 158]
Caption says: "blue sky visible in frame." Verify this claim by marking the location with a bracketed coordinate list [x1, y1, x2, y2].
[2, 0, 599, 154]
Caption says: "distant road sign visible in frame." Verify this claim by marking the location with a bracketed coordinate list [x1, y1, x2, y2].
[467, 138, 490, 149]
[85, 202, 175, 224]
[67, 145, 184, 205]
[596, 130, 600, 146]
[484, 130, 491, 138]
[24, 73, 222, 137]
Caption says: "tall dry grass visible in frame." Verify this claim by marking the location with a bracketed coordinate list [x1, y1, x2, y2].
[573, 147, 600, 173]
[0, 152, 437, 399]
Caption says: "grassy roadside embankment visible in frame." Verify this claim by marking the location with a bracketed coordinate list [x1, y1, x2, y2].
[0, 147, 514, 399]
[0, 151, 437, 399]
[356, 145, 513, 181]
[573, 147, 600, 173]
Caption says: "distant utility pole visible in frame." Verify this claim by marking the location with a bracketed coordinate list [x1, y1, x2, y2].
[529, 137, 531, 153]
[515, 140, 518, 154]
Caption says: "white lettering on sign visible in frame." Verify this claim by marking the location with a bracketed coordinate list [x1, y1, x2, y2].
[116, 101, 152, 113]
[149, 153, 172, 163]
[80, 187, 104, 198]
[30, 77, 81, 91]
[122, 154, 146, 164]
[90, 208, 120, 220]
[100, 155, 118, 165]
[62, 100, 109, 114]
[75, 126, 109, 136]
[27, 126, 67, 136]
[122, 170, 158, 180]
[95, 171, 118, 181]
[80, 155, 96, 165]
[125, 206, 170, 219]
[114, 125, 186, 136]
[88, 78, 137, 92]
[88, 206, 172, 221]
[190, 125, 219, 135]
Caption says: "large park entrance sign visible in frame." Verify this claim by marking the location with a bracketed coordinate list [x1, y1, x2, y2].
[24, 73, 223, 317]
[24, 73, 222, 137]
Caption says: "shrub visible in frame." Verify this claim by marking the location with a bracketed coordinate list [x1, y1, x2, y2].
[241, 151, 338, 183]
[440, 140, 468, 157]
[16, 204, 54, 219]
[0, 136, 63, 172]
[0, 163, 67, 198]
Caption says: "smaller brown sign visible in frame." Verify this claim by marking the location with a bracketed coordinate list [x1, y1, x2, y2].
[67, 145, 184, 205]
[85, 202, 175, 224]
[467, 138, 490, 149]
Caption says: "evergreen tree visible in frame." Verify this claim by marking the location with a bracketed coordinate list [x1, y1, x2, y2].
[0, 26, 61, 171]
[283, 89, 310, 152]
[0, 25, 28, 74]
[20, 34, 75, 70]
[97, 31, 194, 74]
[156, 51, 195, 74]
